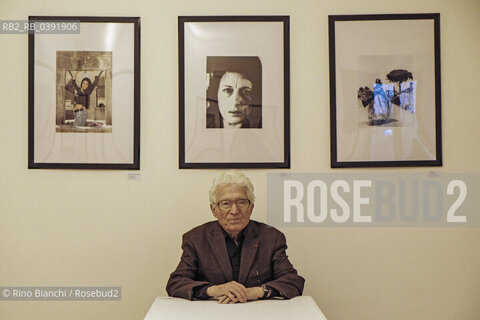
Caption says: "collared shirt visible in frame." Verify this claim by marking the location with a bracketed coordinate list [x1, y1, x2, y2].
[224, 230, 245, 282]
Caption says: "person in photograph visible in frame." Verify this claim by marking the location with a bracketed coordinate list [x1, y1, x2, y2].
[206, 57, 262, 129]
[372, 79, 394, 125]
[399, 81, 416, 113]
[166, 171, 304, 304]
[66, 70, 103, 126]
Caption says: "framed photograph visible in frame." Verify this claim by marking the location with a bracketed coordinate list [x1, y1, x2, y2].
[179, 16, 290, 168]
[28, 16, 140, 169]
[329, 14, 441, 168]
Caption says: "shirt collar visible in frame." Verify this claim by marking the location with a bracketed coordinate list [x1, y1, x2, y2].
[221, 228, 245, 244]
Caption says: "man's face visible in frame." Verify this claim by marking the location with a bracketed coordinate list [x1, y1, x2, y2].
[210, 184, 253, 237]
[217, 72, 253, 127]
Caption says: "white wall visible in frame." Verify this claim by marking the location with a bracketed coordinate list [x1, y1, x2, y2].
[0, 0, 479, 319]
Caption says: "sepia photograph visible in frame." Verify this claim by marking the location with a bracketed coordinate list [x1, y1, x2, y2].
[57, 51, 112, 133]
[28, 16, 140, 169]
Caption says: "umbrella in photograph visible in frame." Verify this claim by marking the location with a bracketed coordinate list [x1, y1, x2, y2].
[386, 69, 413, 105]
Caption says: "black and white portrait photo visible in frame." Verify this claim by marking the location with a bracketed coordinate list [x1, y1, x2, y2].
[206, 56, 262, 129]
[179, 16, 289, 168]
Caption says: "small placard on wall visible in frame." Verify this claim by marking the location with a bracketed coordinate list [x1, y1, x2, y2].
[127, 173, 141, 181]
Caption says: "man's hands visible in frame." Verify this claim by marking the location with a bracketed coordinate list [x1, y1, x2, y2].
[206, 281, 264, 304]
[206, 281, 247, 303]
[217, 287, 264, 304]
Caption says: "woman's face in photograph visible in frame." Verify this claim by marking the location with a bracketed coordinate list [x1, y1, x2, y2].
[217, 72, 253, 127]
[81, 80, 90, 91]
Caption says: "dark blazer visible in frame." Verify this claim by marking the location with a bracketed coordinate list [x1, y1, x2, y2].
[166, 220, 304, 300]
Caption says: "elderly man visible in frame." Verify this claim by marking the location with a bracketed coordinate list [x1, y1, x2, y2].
[166, 171, 304, 304]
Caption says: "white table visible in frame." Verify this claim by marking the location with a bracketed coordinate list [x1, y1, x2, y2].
[144, 296, 327, 320]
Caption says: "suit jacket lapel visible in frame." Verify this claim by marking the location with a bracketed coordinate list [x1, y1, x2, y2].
[238, 222, 259, 284]
[207, 222, 233, 282]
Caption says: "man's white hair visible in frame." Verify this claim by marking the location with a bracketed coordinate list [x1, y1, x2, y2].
[209, 171, 256, 205]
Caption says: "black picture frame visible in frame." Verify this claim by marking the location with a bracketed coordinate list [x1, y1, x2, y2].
[329, 13, 442, 168]
[179, 16, 290, 169]
[28, 16, 140, 169]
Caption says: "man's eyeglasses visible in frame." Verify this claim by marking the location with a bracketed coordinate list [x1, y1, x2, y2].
[216, 199, 251, 211]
